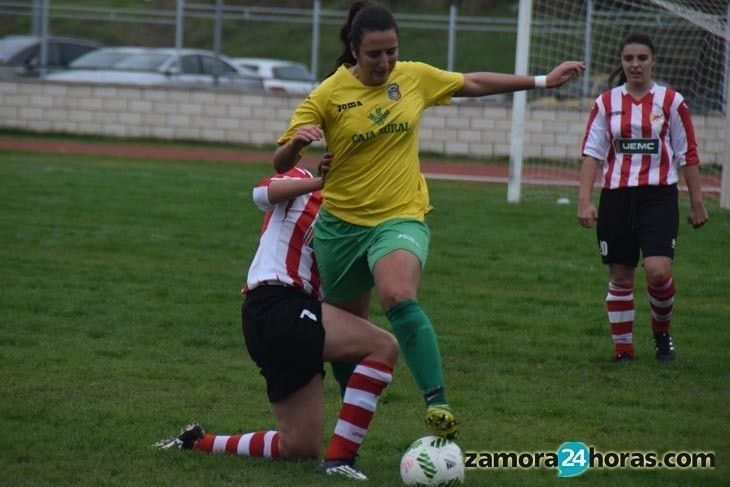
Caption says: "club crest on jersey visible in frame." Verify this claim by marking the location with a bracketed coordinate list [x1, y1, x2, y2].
[650, 104, 665, 123]
[387, 82, 401, 101]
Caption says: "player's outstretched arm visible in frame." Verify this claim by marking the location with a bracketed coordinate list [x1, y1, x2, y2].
[266, 177, 324, 205]
[455, 61, 585, 97]
[266, 153, 332, 204]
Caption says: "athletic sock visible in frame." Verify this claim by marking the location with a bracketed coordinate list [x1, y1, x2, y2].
[606, 282, 635, 356]
[331, 361, 357, 399]
[324, 360, 392, 461]
[386, 299, 446, 406]
[648, 275, 674, 334]
[424, 387, 447, 406]
[195, 431, 280, 458]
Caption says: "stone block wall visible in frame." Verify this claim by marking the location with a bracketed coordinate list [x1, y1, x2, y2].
[0, 80, 725, 167]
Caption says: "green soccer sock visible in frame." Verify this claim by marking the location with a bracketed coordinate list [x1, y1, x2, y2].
[386, 299, 447, 406]
[331, 361, 357, 399]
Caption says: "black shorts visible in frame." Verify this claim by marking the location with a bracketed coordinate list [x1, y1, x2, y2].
[242, 285, 325, 403]
[596, 185, 678, 267]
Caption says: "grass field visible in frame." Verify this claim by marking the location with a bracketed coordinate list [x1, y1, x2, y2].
[1, 149, 728, 486]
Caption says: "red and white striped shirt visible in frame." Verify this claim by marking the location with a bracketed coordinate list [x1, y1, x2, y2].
[243, 167, 323, 299]
[582, 83, 699, 189]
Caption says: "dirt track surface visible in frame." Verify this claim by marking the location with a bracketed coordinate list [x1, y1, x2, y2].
[1, 136, 719, 192]
[0, 136, 720, 194]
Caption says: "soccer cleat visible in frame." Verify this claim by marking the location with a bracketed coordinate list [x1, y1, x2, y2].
[654, 331, 676, 362]
[315, 458, 367, 480]
[425, 405, 459, 439]
[152, 422, 205, 450]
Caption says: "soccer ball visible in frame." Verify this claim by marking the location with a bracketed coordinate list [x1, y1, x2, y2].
[400, 436, 465, 486]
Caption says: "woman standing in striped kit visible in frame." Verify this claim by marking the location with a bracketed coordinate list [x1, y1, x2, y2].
[578, 32, 708, 362]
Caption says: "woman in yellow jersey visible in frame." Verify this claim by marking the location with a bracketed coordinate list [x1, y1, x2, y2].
[274, 0, 585, 439]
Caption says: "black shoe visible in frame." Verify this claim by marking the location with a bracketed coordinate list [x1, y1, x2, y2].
[315, 458, 367, 480]
[152, 422, 205, 449]
[654, 332, 676, 362]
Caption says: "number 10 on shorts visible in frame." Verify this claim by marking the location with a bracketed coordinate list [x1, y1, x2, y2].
[557, 441, 590, 477]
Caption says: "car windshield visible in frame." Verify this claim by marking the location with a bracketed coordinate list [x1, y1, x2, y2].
[0, 37, 33, 61]
[70, 50, 132, 69]
[112, 53, 169, 71]
[272, 65, 313, 81]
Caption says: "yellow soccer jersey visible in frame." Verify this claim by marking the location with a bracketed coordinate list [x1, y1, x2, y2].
[278, 61, 464, 227]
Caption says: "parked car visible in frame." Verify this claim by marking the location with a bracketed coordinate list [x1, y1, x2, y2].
[0, 35, 102, 80]
[44, 47, 264, 91]
[231, 57, 317, 95]
[63, 46, 147, 69]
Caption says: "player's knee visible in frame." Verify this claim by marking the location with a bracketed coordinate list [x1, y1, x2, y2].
[362, 327, 399, 367]
[380, 291, 416, 311]
[377, 330, 400, 366]
[645, 268, 671, 285]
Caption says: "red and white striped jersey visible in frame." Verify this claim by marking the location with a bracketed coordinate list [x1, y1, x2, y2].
[243, 167, 323, 299]
[582, 83, 699, 189]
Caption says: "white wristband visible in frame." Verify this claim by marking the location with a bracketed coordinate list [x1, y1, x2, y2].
[534, 75, 547, 88]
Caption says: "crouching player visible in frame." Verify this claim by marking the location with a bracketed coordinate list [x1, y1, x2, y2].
[154, 154, 399, 481]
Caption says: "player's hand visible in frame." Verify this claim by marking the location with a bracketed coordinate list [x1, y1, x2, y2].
[292, 124, 324, 148]
[687, 202, 708, 229]
[547, 61, 586, 88]
[577, 199, 598, 228]
[318, 152, 333, 182]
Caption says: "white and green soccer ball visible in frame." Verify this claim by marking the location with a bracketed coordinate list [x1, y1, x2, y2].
[400, 435, 465, 486]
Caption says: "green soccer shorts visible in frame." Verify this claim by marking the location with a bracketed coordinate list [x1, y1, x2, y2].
[313, 209, 430, 303]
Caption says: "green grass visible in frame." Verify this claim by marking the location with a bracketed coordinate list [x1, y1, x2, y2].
[1, 149, 728, 486]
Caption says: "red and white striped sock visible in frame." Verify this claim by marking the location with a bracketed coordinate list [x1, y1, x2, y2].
[606, 282, 635, 356]
[324, 360, 393, 461]
[195, 431, 280, 459]
[648, 275, 674, 334]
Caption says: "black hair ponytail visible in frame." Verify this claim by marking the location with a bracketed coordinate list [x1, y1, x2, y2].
[332, 1, 368, 72]
[608, 65, 627, 87]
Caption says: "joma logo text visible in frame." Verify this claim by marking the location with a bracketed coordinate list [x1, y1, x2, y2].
[336, 101, 363, 113]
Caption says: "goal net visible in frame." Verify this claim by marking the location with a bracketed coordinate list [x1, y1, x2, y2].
[516, 0, 729, 206]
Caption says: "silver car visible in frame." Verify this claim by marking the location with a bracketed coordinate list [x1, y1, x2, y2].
[0, 35, 102, 79]
[45, 47, 264, 91]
